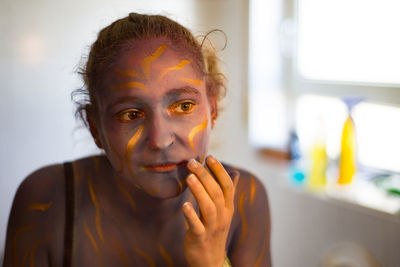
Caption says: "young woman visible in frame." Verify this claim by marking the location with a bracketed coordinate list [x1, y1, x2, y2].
[3, 13, 271, 267]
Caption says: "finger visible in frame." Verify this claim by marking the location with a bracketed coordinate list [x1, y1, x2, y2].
[187, 159, 225, 212]
[206, 155, 236, 207]
[186, 173, 217, 225]
[182, 202, 205, 236]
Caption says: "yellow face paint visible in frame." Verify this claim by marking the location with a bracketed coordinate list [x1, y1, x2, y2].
[29, 238, 47, 267]
[112, 238, 129, 267]
[188, 120, 208, 151]
[26, 202, 52, 212]
[254, 237, 268, 267]
[13, 225, 34, 266]
[114, 173, 136, 212]
[20, 245, 30, 267]
[200, 153, 206, 164]
[250, 175, 256, 206]
[111, 81, 148, 91]
[88, 175, 104, 244]
[157, 60, 191, 82]
[148, 188, 161, 195]
[125, 125, 145, 180]
[142, 44, 167, 80]
[84, 221, 103, 266]
[176, 179, 184, 194]
[159, 244, 174, 267]
[116, 69, 143, 79]
[180, 78, 204, 86]
[135, 248, 156, 267]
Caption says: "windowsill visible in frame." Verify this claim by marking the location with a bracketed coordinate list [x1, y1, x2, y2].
[254, 149, 400, 221]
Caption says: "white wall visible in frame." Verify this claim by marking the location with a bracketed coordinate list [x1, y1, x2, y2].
[0, 0, 256, 258]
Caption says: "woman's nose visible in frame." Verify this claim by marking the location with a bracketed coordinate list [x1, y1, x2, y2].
[147, 114, 175, 150]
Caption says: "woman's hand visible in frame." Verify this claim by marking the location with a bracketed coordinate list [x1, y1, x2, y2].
[183, 155, 239, 267]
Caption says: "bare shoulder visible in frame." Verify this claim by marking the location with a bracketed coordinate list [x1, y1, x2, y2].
[222, 163, 269, 204]
[222, 163, 272, 266]
[221, 162, 270, 228]
[3, 163, 66, 267]
[15, 163, 66, 204]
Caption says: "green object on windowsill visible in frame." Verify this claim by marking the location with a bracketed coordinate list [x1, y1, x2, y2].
[374, 174, 400, 197]
[387, 188, 400, 196]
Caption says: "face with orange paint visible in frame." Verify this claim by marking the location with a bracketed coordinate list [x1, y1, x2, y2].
[93, 37, 216, 198]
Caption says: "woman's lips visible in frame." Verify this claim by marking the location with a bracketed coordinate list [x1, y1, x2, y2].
[142, 160, 187, 172]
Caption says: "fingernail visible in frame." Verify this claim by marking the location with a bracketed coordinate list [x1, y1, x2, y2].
[187, 173, 196, 184]
[207, 155, 216, 163]
[188, 159, 198, 168]
[183, 202, 191, 211]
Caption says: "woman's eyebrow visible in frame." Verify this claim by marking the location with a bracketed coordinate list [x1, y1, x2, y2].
[110, 81, 148, 91]
[165, 87, 201, 98]
[106, 96, 144, 111]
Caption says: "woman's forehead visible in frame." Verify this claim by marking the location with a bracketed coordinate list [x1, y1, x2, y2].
[97, 38, 208, 108]
[115, 38, 199, 73]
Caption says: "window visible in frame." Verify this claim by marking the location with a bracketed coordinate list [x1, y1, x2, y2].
[249, 0, 400, 173]
[297, 0, 400, 85]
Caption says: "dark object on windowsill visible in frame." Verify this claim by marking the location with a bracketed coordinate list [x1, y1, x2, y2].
[257, 148, 291, 161]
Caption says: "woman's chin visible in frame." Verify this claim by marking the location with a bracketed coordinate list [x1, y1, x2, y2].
[143, 178, 188, 199]
[138, 170, 189, 199]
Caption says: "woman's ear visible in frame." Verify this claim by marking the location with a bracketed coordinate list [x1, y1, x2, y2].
[86, 105, 103, 149]
[210, 97, 218, 128]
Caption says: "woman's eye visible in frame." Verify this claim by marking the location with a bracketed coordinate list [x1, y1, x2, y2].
[171, 101, 196, 114]
[116, 109, 144, 122]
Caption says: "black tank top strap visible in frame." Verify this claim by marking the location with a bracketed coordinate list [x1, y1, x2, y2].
[63, 162, 74, 267]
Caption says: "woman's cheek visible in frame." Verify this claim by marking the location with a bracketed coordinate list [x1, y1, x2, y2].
[101, 127, 131, 174]
[185, 118, 212, 162]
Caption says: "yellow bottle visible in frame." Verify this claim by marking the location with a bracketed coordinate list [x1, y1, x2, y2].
[309, 140, 327, 189]
[338, 115, 356, 184]
[309, 118, 327, 190]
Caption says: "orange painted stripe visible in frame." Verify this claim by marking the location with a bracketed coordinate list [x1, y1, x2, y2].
[135, 248, 156, 267]
[111, 81, 148, 91]
[20, 245, 30, 267]
[200, 153, 206, 164]
[188, 120, 208, 150]
[157, 60, 191, 81]
[250, 175, 256, 205]
[84, 221, 103, 267]
[125, 125, 144, 179]
[114, 173, 136, 212]
[159, 245, 174, 267]
[238, 191, 247, 245]
[29, 238, 47, 267]
[113, 239, 129, 267]
[88, 176, 104, 244]
[13, 225, 34, 266]
[116, 69, 143, 79]
[176, 179, 184, 194]
[142, 44, 167, 80]
[254, 237, 268, 267]
[180, 78, 204, 86]
[26, 202, 52, 212]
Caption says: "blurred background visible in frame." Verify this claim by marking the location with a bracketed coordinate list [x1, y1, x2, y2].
[1, 0, 399, 266]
